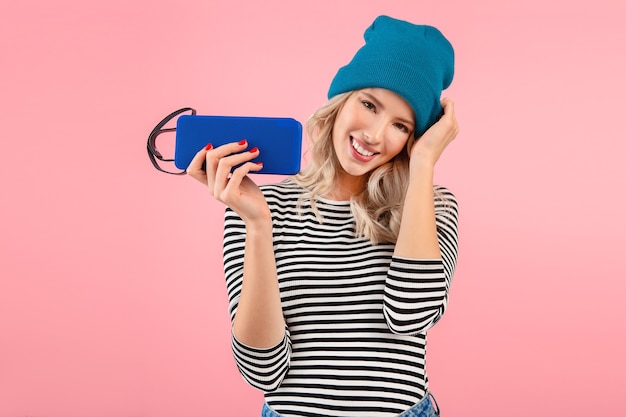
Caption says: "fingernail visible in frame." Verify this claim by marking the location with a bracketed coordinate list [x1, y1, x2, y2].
[249, 147, 259, 153]
[238, 139, 247, 145]
[255, 162, 263, 166]
[205, 143, 213, 150]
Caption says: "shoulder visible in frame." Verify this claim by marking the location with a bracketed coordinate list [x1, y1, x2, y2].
[433, 184, 457, 204]
[433, 184, 458, 217]
[433, 184, 456, 201]
[259, 178, 304, 195]
[259, 178, 305, 204]
[256, 178, 309, 214]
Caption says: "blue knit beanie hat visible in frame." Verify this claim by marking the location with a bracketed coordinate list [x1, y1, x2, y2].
[328, 15, 454, 138]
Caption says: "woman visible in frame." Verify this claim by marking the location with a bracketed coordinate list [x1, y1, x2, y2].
[188, 15, 459, 417]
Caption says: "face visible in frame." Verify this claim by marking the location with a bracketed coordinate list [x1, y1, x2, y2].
[331, 88, 414, 190]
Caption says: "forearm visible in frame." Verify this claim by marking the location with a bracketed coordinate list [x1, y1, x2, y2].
[385, 160, 459, 334]
[394, 161, 441, 259]
[385, 163, 450, 334]
[383, 258, 448, 334]
[232, 219, 286, 348]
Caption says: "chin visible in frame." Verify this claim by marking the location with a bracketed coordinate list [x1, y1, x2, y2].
[341, 163, 375, 179]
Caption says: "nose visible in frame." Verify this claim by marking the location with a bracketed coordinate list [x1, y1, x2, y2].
[363, 120, 385, 144]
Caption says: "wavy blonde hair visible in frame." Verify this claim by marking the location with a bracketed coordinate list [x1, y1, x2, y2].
[293, 92, 414, 245]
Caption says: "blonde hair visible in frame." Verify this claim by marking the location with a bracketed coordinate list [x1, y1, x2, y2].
[293, 92, 413, 245]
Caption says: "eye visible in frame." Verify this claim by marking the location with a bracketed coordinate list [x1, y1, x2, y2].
[361, 100, 376, 112]
[394, 123, 409, 133]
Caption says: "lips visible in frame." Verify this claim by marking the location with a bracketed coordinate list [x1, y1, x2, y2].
[350, 136, 378, 161]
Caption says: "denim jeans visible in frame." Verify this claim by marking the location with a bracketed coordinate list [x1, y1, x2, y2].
[261, 392, 440, 417]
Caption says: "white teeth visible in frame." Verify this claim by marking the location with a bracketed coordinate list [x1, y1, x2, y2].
[351, 138, 374, 157]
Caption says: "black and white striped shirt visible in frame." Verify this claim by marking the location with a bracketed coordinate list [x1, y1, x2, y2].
[223, 179, 459, 417]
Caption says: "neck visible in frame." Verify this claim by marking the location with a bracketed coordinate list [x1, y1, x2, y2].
[326, 170, 366, 201]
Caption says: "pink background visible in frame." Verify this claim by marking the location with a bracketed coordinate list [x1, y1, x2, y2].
[1, 0, 625, 416]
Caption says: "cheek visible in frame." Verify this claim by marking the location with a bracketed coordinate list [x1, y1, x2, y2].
[335, 111, 357, 133]
[335, 101, 369, 133]
[331, 119, 343, 147]
[386, 135, 409, 158]
[332, 109, 359, 148]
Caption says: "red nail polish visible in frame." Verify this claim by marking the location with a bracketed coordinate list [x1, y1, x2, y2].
[249, 147, 258, 153]
[205, 143, 213, 150]
[238, 139, 247, 145]
[255, 162, 263, 166]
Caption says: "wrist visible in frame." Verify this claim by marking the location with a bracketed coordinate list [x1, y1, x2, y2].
[409, 157, 435, 179]
[245, 215, 273, 235]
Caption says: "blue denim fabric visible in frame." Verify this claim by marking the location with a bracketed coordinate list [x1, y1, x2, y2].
[260, 402, 279, 417]
[261, 392, 440, 417]
[397, 392, 440, 417]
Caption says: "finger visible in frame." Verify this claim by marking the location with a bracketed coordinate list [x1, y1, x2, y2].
[440, 97, 455, 116]
[439, 98, 459, 136]
[204, 139, 249, 175]
[221, 162, 264, 199]
[213, 147, 260, 197]
[187, 143, 213, 184]
[219, 162, 263, 206]
[205, 139, 249, 195]
[208, 139, 249, 161]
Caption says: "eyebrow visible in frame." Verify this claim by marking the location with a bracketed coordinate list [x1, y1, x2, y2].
[361, 91, 415, 127]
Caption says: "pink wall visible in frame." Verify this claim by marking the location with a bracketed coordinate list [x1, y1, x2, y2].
[1, 0, 625, 415]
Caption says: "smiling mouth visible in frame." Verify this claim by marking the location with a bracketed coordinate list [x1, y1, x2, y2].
[351, 137, 376, 157]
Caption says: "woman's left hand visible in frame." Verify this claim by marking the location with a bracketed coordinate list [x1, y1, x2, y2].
[409, 97, 459, 169]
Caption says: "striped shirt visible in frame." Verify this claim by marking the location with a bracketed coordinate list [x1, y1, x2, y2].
[222, 179, 459, 417]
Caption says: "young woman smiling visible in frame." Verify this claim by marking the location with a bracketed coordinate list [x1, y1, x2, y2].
[188, 15, 459, 417]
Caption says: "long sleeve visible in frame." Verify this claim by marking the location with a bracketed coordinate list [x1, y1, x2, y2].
[215, 180, 459, 416]
[231, 330, 291, 391]
[383, 186, 459, 334]
[223, 207, 291, 391]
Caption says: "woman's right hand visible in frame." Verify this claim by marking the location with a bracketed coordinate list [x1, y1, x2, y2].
[187, 140, 271, 223]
